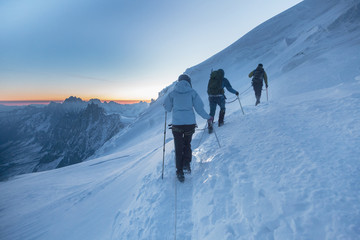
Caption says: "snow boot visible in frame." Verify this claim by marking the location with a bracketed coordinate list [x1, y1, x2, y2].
[176, 169, 185, 182]
[183, 162, 191, 174]
[218, 109, 225, 127]
[208, 121, 213, 134]
[255, 96, 260, 106]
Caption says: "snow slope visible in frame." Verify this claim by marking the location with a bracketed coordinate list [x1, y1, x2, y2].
[1, 0, 360, 239]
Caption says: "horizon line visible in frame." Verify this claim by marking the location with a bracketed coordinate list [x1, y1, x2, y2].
[0, 99, 151, 106]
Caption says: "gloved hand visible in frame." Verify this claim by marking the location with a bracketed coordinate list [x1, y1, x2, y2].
[266, 84, 268, 88]
[235, 91, 239, 96]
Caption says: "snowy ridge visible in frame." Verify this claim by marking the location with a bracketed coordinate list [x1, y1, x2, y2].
[186, 0, 360, 101]
[1, 0, 360, 239]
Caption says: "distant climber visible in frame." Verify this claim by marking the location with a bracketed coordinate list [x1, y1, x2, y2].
[207, 69, 239, 132]
[163, 74, 213, 182]
[248, 63, 268, 106]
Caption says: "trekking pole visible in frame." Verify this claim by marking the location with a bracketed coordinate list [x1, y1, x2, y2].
[266, 88, 269, 102]
[237, 96, 245, 115]
[162, 111, 167, 179]
[212, 126, 221, 148]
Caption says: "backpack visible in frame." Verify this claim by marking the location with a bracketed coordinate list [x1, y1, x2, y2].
[252, 67, 264, 84]
[207, 70, 224, 95]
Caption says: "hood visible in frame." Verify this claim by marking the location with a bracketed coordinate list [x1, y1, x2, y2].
[174, 80, 193, 94]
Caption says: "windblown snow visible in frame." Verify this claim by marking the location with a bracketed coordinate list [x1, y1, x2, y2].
[1, 0, 359, 239]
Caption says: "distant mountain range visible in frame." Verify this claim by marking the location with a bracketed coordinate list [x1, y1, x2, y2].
[0, 96, 148, 181]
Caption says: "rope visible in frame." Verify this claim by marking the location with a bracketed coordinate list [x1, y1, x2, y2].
[195, 122, 208, 148]
[239, 85, 252, 95]
[225, 97, 238, 104]
[225, 85, 252, 104]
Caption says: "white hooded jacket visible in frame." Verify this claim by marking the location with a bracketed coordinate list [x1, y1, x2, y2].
[163, 80, 210, 125]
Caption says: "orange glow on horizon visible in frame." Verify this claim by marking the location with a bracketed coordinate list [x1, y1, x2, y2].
[0, 99, 151, 106]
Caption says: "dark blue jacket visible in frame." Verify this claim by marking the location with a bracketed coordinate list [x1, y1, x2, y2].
[222, 78, 238, 95]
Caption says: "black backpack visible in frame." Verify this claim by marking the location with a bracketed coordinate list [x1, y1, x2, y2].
[252, 67, 264, 84]
[207, 70, 224, 95]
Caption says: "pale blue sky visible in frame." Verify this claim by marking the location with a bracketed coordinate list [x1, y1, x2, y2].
[0, 0, 302, 101]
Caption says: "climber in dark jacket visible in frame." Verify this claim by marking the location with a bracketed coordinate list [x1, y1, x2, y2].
[249, 63, 268, 106]
[207, 69, 238, 131]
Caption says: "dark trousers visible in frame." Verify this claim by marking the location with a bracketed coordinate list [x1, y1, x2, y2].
[209, 96, 226, 117]
[252, 82, 263, 99]
[172, 124, 195, 171]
